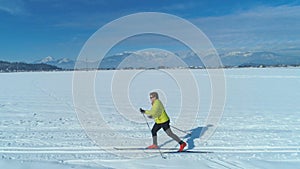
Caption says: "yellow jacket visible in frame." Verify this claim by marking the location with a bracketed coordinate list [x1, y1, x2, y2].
[145, 99, 169, 124]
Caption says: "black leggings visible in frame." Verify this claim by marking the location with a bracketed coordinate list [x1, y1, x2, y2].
[151, 120, 170, 136]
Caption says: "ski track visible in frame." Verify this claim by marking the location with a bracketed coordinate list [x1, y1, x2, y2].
[0, 69, 300, 169]
[1, 147, 300, 154]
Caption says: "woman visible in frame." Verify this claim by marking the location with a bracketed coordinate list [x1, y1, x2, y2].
[140, 92, 187, 152]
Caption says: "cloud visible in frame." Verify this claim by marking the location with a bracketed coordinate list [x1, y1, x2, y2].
[0, 0, 27, 15]
[161, 2, 198, 11]
[192, 5, 300, 51]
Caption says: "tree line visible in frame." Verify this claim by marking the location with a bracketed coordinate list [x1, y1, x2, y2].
[0, 61, 62, 72]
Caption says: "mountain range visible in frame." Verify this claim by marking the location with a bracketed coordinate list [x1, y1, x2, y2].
[34, 51, 300, 70]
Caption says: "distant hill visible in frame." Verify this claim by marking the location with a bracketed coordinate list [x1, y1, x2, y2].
[0, 60, 62, 72]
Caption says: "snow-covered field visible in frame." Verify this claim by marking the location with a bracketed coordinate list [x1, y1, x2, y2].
[0, 68, 300, 169]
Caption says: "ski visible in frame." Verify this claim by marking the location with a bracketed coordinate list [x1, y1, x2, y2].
[163, 150, 213, 154]
[114, 147, 178, 151]
[113, 147, 213, 154]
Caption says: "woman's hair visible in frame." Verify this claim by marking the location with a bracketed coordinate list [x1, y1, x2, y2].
[150, 92, 159, 99]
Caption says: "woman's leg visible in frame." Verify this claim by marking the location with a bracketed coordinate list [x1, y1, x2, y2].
[162, 121, 187, 151]
[165, 128, 181, 143]
[162, 121, 183, 144]
[151, 123, 161, 145]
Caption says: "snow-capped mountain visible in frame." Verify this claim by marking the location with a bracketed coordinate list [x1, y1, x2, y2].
[220, 51, 300, 67]
[100, 50, 203, 69]
[41, 56, 55, 63]
[35, 57, 75, 69]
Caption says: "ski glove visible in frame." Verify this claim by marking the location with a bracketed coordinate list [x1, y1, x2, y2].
[139, 108, 145, 114]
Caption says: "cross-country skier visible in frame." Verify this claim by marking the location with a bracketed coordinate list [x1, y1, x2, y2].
[140, 92, 187, 152]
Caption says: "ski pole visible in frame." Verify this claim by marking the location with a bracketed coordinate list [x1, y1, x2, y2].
[171, 125, 192, 136]
[142, 113, 166, 159]
[142, 113, 151, 131]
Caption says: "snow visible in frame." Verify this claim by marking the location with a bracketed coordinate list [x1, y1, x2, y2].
[58, 58, 72, 64]
[0, 160, 94, 169]
[0, 68, 299, 169]
[39, 56, 55, 63]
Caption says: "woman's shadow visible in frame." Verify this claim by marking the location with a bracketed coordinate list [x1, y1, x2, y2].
[184, 125, 212, 150]
[160, 124, 213, 150]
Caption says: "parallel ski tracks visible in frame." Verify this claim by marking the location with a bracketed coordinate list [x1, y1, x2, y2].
[0, 146, 299, 154]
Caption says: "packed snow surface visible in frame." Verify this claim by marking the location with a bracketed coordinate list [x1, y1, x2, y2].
[0, 68, 299, 169]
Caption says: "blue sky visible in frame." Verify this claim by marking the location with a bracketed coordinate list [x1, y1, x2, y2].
[1, 0, 300, 62]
